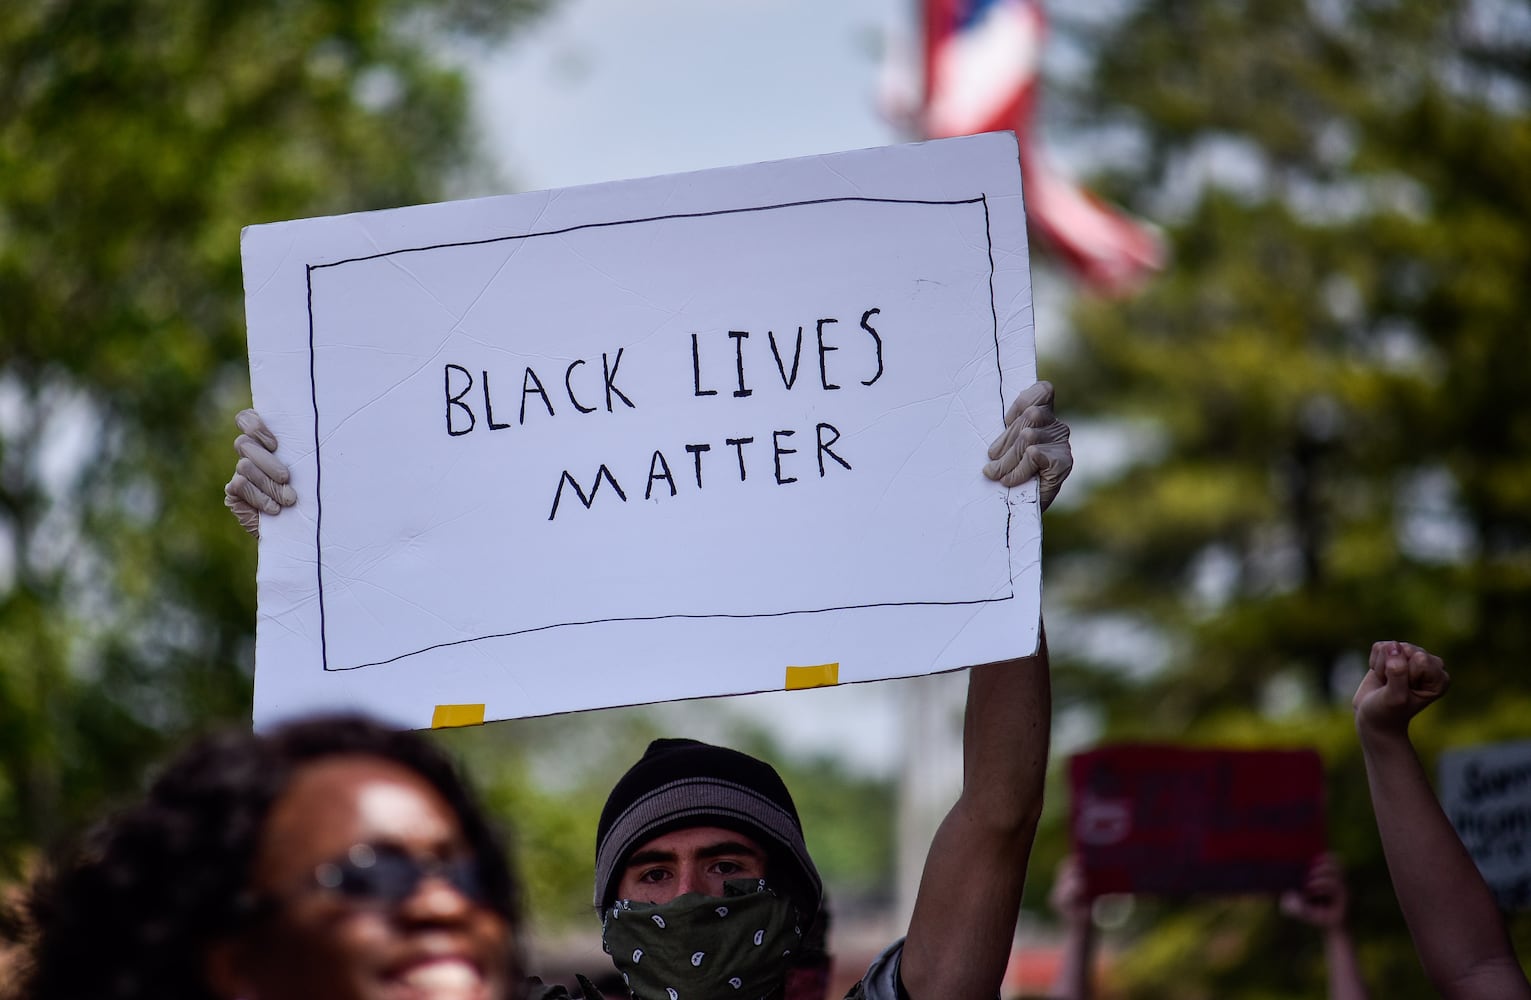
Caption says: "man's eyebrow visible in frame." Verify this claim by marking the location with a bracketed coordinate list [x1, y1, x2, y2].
[696, 840, 765, 861]
[622, 848, 677, 869]
[621, 840, 765, 869]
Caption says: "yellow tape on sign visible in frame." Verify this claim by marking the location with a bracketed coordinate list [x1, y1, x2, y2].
[784, 663, 839, 690]
[431, 704, 486, 729]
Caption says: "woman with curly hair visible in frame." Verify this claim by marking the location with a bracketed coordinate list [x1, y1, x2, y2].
[10, 714, 522, 1000]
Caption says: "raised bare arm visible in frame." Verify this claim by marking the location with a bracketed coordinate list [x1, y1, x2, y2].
[1354, 641, 1530, 1000]
[900, 380, 1068, 1000]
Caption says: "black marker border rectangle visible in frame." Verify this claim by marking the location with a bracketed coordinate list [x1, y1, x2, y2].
[304, 194, 1016, 671]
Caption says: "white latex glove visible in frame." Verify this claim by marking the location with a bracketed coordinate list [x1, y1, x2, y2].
[223, 409, 297, 538]
[982, 379, 1073, 510]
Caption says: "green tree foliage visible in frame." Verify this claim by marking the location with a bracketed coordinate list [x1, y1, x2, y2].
[1034, 1, 1531, 995]
[0, 0, 545, 871]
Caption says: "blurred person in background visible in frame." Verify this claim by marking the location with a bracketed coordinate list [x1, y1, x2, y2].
[223, 380, 1073, 1000]
[1045, 855, 1094, 1000]
[7, 715, 522, 1000]
[1277, 853, 1368, 1000]
[1044, 852, 1368, 999]
[1354, 641, 1531, 1000]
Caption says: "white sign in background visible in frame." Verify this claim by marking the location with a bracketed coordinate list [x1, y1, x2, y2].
[1440, 740, 1531, 911]
[242, 132, 1039, 729]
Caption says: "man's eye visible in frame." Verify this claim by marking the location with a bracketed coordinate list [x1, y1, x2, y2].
[637, 869, 670, 883]
[713, 860, 742, 875]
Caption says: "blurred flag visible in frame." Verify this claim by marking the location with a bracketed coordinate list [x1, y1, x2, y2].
[923, 0, 1042, 139]
[890, 0, 1164, 294]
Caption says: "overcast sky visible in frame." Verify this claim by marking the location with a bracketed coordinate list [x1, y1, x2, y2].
[470, 0, 902, 192]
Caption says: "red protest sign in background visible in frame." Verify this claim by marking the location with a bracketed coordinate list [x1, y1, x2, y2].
[1068, 745, 1327, 897]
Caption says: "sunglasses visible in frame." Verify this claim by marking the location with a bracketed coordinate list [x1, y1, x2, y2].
[309, 843, 488, 907]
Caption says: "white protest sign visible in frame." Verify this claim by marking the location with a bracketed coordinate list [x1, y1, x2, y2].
[1440, 740, 1531, 911]
[241, 132, 1039, 730]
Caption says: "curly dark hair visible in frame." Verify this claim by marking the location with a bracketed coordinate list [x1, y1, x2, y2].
[11, 714, 522, 1000]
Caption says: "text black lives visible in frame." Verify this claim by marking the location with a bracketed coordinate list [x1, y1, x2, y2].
[442, 309, 885, 520]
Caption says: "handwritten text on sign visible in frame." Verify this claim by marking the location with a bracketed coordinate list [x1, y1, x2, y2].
[438, 307, 886, 520]
[1069, 745, 1327, 897]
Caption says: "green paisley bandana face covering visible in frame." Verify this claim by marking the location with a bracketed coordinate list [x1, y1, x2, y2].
[602, 878, 803, 1000]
